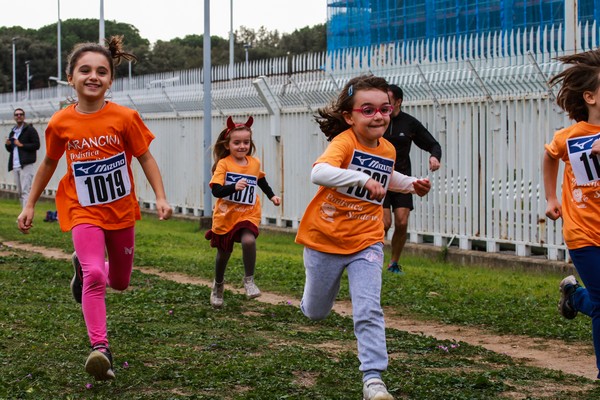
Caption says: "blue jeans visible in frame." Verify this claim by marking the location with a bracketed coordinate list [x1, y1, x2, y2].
[300, 243, 387, 382]
[569, 246, 600, 377]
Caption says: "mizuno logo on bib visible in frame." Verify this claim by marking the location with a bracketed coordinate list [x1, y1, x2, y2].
[72, 152, 131, 207]
[338, 149, 393, 204]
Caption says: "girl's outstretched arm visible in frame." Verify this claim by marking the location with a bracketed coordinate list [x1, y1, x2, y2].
[17, 156, 59, 233]
[542, 150, 561, 220]
[137, 150, 173, 220]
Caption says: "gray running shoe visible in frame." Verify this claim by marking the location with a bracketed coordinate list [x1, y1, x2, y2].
[210, 280, 224, 308]
[558, 275, 580, 320]
[243, 276, 261, 299]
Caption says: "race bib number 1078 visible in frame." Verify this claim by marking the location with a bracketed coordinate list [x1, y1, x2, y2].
[567, 133, 600, 185]
[225, 172, 257, 205]
[72, 152, 131, 207]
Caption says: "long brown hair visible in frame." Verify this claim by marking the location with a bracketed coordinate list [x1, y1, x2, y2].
[549, 48, 600, 122]
[315, 74, 390, 141]
[211, 116, 256, 173]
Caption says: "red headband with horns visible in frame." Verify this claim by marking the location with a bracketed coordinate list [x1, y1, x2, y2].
[225, 116, 254, 137]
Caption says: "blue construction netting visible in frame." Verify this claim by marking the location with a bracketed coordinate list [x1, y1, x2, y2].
[327, 0, 599, 51]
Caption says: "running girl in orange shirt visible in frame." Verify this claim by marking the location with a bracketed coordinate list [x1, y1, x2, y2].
[17, 36, 172, 381]
[205, 116, 281, 308]
[544, 48, 600, 379]
[295, 75, 430, 400]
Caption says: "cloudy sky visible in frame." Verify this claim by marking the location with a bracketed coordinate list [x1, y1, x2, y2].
[0, 0, 328, 44]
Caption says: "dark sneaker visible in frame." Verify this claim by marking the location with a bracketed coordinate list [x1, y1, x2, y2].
[70, 252, 83, 304]
[558, 275, 580, 320]
[85, 344, 115, 381]
[387, 262, 404, 275]
[43, 211, 53, 222]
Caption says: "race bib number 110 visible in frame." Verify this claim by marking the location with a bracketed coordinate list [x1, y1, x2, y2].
[567, 133, 600, 185]
[73, 152, 131, 207]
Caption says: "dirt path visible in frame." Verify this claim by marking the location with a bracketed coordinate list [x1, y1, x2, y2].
[2, 241, 597, 381]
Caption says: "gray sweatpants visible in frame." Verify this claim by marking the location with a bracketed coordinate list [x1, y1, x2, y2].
[300, 243, 388, 380]
[13, 163, 35, 208]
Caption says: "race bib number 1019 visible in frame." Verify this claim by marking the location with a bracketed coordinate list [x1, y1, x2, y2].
[73, 152, 131, 207]
[567, 133, 600, 185]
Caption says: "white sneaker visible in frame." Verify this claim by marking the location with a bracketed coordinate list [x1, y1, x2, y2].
[243, 276, 261, 299]
[363, 378, 394, 400]
[210, 281, 224, 308]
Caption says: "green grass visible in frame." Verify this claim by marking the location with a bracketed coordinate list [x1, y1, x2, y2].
[0, 199, 589, 342]
[1, 198, 599, 399]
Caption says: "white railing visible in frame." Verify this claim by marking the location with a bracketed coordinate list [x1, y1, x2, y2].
[3, 23, 592, 262]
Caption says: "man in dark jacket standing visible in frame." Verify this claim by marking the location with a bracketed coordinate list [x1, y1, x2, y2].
[383, 85, 442, 274]
[4, 108, 40, 207]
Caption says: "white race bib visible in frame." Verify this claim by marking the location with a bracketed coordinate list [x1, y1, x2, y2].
[567, 133, 600, 185]
[338, 149, 394, 205]
[72, 152, 131, 207]
[224, 172, 257, 205]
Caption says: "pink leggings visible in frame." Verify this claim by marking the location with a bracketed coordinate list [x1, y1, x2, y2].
[72, 224, 135, 348]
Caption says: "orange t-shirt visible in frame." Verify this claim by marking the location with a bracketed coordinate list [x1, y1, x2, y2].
[45, 102, 154, 232]
[209, 155, 266, 235]
[295, 129, 396, 254]
[545, 121, 600, 249]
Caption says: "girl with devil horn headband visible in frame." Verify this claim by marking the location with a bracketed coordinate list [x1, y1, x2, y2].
[205, 116, 281, 308]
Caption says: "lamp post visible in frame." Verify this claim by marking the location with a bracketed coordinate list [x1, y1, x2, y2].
[229, 0, 234, 80]
[12, 37, 18, 102]
[25, 61, 31, 100]
[99, 0, 105, 44]
[57, 0, 62, 80]
[244, 43, 252, 76]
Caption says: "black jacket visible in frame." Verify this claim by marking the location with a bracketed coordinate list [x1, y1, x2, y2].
[383, 111, 442, 175]
[5, 123, 40, 171]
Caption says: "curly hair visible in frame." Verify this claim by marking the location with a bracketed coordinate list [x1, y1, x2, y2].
[549, 48, 600, 122]
[315, 75, 390, 141]
[66, 35, 137, 79]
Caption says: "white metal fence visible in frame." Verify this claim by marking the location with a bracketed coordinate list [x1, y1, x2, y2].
[3, 23, 592, 262]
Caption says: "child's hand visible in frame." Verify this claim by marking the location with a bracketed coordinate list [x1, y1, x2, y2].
[271, 196, 281, 206]
[235, 178, 248, 191]
[429, 157, 440, 171]
[364, 178, 386, 202]
[592, 139, 600, 155]
[156, 199, 173, 220]
[545, 198, 562, 220]
[413, 178, 431, 197]
[17, 207, 34, 234]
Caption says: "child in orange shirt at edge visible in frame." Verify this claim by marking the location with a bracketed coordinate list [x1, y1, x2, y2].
[295, 75, 431, 400]
[543, 48, 600, 379]
[205, 116, 281, 308]
[17, 36, 172, 381]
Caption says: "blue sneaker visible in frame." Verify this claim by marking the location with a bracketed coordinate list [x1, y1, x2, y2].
[558, 275, 580, 320]
[387, 262, 404, 275]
